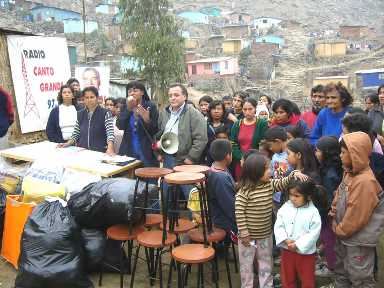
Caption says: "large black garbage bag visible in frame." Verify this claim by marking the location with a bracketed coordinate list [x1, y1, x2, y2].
[15, 200, 93, 288]
[68, 178, 158, 229]
[81, 228, 107, 272]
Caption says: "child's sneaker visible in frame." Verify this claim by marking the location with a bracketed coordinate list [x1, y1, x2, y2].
[315, 263, 333, 277]
[319, 284, 335, 288]
[273, 274, 282, 288]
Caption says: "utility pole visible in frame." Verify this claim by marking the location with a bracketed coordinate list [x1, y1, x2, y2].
[82, 0, 87, 64]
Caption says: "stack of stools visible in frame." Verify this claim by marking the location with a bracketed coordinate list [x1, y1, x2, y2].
[99, 167, 172, 288]
[163, 170, 219, 288]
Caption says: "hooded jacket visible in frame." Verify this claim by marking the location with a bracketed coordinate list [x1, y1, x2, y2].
[331, 132, 382, 243]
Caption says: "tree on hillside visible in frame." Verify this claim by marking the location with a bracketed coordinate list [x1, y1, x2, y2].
[120, 0, 185, 104]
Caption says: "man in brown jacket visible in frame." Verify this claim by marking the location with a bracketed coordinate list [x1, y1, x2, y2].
[329, 132, 382, 288]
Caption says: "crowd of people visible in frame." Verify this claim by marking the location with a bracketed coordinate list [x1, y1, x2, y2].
[43, 78, 384, 288]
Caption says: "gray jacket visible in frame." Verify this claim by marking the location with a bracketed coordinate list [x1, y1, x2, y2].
[368, 105, 384, 136]
[158, 103, 208, 164]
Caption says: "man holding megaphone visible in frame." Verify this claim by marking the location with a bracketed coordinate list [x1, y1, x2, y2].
[156, 83, 207, 194]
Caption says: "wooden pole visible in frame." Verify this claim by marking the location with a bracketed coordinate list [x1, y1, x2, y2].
[82, 0, 87, 64]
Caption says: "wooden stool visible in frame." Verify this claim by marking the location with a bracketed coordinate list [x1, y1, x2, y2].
[188, 227, 233, 288]
[130, 230, 177, 288]
[132, 167, 173, 231]
[173, 165, 210, 174]
[170, 244, 217, 288]
[162, 172, 207, 245]
[99, 224, 145, 288]
[160, 218, 196, 234]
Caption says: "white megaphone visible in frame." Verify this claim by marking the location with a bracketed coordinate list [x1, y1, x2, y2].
[159, 132, 179, 154]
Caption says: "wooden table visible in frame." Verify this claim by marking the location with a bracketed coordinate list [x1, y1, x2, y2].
[0, 141, 142, 178]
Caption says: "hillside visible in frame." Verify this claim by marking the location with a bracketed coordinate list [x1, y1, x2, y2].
[173, 0, 384, 33]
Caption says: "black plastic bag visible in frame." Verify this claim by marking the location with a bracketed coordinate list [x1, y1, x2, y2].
[68, 178, 158, 229]
[81, 228, 107, 272]
[15, 200, 93, 288]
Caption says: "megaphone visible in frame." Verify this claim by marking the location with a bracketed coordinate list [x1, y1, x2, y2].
[159, 132, 179, 154]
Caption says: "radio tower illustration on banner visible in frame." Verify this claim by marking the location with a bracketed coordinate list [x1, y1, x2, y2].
[21, 52, 40, 119]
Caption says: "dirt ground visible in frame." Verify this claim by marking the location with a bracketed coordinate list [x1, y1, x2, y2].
[1, 236, 383, 288]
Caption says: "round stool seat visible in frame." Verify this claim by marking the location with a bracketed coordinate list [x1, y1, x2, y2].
[164, 172, 205, 185]
[137, 230, 177, 248]
[107, 224, 145, 241]
[160, 218, 196, 234]
[173, 165, 210, 174]
[145, 213, 163, 227]
[188, 227, 226, 243]
[172, 244, 215, 264]
[135, 167, 173, 179]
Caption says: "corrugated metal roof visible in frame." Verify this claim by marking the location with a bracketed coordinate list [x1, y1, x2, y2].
[187, 57, 234, 64]
[355, 68, 384, 74]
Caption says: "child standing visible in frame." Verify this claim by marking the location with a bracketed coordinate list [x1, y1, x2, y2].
[235, 152, 306, 288]
[207, 139, 236, 234]
[264, 127, 292, 206]
[315, 136, 342, 273]
[330, 132, 382, 287]
[286, 138, 320, 183]
[274, 179, 323, 288]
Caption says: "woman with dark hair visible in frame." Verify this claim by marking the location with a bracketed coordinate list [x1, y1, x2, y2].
[270, 98, 310, 139]
[378, 84, 384, 107]
[231, 91, 248, 119]
[208, 100, 234, 135]
[315, 136, 342, 273]
[117, 81, 159, 166]
[231, 97, 268, 180]
[105, 97, 125, 153]
[259, 94, 272, 111]
[310, 82, 353, 145]
[58, 86, 115, 154]
[365, 93, 384, 136]
[46, 85, 78, 143]
[286, 138, 319, 183]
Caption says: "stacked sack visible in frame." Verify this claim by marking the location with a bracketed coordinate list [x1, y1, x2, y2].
[15, 178, 159, 286]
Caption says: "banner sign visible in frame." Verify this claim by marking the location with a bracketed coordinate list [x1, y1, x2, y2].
[75, 66, 110, 102]
[7, 36, 71, 134]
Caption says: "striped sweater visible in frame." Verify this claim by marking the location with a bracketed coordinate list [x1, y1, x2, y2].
[235, 172, 295, 239]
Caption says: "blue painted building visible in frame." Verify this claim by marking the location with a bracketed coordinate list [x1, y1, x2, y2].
[355, 68, 384, 89]
[177, 11, 209, 24]
[30, 5, 81, 22]
[63, 19, 98, 34]
[255, 35, 285, 48]
[199, 6, 221, 17]
[121, 56, 140, 73]
[96, 4, 119, 15]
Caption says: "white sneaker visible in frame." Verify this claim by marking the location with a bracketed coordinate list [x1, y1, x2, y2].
[315, 264, 333, 277]
[319, 284, 335, 288]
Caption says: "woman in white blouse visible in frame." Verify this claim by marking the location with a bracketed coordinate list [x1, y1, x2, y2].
[46, 85, 78, 143]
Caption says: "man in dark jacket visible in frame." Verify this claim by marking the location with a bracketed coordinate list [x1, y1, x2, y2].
[157, 84, 208, 199]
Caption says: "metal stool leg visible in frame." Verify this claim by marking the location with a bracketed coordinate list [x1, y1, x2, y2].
[129, 245, 141, 288]
[158, 249, 163, 288]
[167, 258, 174, 288]
[98, 258, 104, 286]
[231, 242, 238, 273]
[224, 243, 233, 288]
[119, 241, 126, 288]
[127, 240, 132, 275]
[177, 261, 183, 288]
